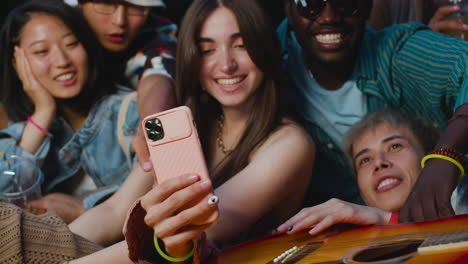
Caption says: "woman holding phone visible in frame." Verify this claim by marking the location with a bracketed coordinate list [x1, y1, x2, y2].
[68, 0, 315, 262]
[121, 0, 316, 261]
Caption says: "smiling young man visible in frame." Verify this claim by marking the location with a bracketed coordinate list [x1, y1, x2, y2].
[277, 109, 468, 235]
[279, 0, 468, 222]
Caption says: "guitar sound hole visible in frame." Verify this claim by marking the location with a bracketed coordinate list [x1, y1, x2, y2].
[352, 239, 424, 262]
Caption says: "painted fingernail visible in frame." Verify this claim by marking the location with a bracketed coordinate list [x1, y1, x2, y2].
[186, 174, 198, 181]
[208, 195, 219, 205]
[287, 226, 294, 232]
[200, 179, 211, 188]
[143, 162, 152, 171]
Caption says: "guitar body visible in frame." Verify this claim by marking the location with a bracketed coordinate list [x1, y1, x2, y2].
[210, 214, 468, 264]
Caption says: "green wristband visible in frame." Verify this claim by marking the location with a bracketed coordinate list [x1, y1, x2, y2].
[153, 234, 194, 262]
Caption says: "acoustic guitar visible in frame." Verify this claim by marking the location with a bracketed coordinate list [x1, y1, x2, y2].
[209, 214, 468, 264]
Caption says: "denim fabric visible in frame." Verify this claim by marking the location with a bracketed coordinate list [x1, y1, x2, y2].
[0, 90, 140, 209]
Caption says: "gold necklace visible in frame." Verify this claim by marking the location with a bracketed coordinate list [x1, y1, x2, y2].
[216, 114, 232, 155]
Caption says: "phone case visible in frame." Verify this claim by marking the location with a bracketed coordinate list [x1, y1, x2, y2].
[142, 106, 209, 183]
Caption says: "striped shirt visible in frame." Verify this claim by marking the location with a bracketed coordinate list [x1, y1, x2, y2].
[278, 21, 468, 207]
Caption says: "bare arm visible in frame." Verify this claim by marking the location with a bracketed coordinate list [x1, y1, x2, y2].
[69, 165, 153, 246]
[207, 123, 315, 243]
[400, 104, 468, 222]
[70, 241, 132, 264]
[136, 74, 176, 118]
[133, 74, 177, 172]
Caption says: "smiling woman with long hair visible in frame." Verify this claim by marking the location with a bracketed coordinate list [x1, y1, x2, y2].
[57, 0, 316, 262]
[0, 0, 140, 223]
[119, 0, 316, 262]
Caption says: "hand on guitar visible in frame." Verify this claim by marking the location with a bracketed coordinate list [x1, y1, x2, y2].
[277, 198, 391, 235]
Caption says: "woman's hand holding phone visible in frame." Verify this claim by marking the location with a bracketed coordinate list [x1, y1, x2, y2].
[140, 106, 219, 257]
[140, 174, 219, 258]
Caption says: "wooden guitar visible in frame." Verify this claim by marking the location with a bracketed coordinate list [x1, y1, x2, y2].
[209, 214, 468, 264]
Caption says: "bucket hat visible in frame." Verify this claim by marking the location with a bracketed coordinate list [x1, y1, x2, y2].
[125, 0, 165, 7]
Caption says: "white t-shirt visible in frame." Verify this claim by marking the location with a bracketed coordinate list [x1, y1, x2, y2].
[287, 33, 367, 148]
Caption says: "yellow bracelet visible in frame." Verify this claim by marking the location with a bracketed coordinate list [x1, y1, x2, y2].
[154, 234, 193, 262]
[420, 154, 465, 179]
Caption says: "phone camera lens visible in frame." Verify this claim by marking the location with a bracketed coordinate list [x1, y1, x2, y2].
[145, 119, 156, 130]
[154, 125, 162, 133]
[145, 118, 164, 141]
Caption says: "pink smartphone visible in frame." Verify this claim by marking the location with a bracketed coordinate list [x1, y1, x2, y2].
[142, 106, 210, 184]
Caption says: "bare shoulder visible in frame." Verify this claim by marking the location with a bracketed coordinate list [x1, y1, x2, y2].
[252, 119, 315, 159]
[266, 119, 314, 149]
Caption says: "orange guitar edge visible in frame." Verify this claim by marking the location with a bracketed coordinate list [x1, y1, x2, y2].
[210, 214, 468, 264]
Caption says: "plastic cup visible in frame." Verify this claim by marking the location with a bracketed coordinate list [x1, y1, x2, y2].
[435, 0, 468, 41]
[0, 155, 44, 214]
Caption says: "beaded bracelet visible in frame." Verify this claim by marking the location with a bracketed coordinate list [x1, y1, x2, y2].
[154, 234, 194, 262]
[421, 154, 465, 179]
[429, 148, 464, 164]
[27, 116, 53, 137]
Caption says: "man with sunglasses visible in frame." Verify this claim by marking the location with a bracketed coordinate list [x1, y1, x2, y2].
[279, 0, 468, 223]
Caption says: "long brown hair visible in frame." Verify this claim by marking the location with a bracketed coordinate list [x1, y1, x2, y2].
[176, 0, 287, 187]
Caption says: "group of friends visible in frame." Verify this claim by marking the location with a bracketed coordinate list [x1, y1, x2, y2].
[0, 0, 467, 263]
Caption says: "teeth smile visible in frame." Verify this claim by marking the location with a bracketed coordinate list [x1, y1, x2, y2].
[217, 77, 244, 86]
[55, 73, 74, 81]
[316, 33, 343, 44]
[377, 178, 399, 191]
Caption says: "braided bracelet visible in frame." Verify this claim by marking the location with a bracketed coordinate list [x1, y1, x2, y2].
[154, 234, 194, 262]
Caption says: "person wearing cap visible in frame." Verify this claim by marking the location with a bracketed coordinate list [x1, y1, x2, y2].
[18, 0, 175, 224]
[76, 0, 177, 164]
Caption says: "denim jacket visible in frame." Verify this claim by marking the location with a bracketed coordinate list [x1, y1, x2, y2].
[0, 90, 140, 209]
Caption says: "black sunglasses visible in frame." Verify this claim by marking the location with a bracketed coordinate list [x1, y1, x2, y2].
[293, 0, 359, 21]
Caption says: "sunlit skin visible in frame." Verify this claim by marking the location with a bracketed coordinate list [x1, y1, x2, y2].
[353, 124, 425, 212]
[198, 7, 264, 111]
[79, 1, 148, 52]
[16, 13, 88, 99]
